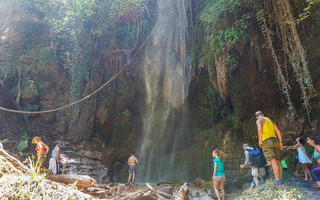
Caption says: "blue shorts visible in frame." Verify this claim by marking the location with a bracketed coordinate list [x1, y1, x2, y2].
[311, 167, 320, 181]
[128, 165, 136, 174]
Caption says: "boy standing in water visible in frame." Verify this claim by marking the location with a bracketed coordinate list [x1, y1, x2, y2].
[127, 152, 139, 185]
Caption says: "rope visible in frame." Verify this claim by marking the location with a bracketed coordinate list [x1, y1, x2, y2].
[0, 30, 152, 114]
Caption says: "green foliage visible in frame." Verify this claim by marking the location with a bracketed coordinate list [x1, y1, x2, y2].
[199, 0, 250, 52]
[70, 52, 92, 101]
[0, 0, 155, 108]
[28, 155, 45, 179]
[224, 114, 240, 133]
[33, 78, 51, 95]
[109, 0, 150, 20]
[121, 109, 130, 121]
[227, 54, 239, 72]
[22, 78, 39, 97]
[296, 0, 319, 24]
[213, 14, 250, 53]
[199, 0, 245, 27]
[197, 0, 253, 99]
[207, 48, 216, 78]
[23, 104, 40, 112]
[198, 87, 225, 127]
[17, 132, 29, 154]
[38, 47, 58, 65]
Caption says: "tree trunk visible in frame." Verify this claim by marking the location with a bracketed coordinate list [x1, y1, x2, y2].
[46, 174, 97, 187]
[0, 77, 33, 135]
[16, 70, 21, 104]
[0, 147, 29, 174]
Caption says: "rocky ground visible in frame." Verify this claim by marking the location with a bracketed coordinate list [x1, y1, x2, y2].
[235, 180, 320, 200]
[1, 142, 320, 200]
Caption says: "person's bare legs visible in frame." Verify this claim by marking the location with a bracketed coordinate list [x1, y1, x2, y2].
[307, 169, 313, 180]
[214, 180, 221, 200]
[253, 176, 260, 187]
[269, 158, 280, 180]
[276, 160, 283, 180]
[128, 173, 132, 183]
[132, 173, 136, 184]
[260, 175, 265, 184]
[220, 181, 225, 200]
[302, 164, 312, 180]
[302, 164, 308, 180]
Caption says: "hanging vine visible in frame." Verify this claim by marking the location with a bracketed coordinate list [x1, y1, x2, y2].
[198, 0, 251, 101]
[296, 0, 319, 24]
[257, 0, 315, 121]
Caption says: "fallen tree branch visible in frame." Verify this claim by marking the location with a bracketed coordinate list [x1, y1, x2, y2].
[0, 148, 29, 173]
[146, 183, 169, 200]
[46, 174, 97, 187]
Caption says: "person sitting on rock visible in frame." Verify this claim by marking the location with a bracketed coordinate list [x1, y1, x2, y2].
[127, 152, 139, 186]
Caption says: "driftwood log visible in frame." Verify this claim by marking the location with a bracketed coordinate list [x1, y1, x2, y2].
[0, 148, 29, 173]
[84, 187, 110, 198]
[193, 178, 213, 189]
[46, 174, 97, 187]
[158, 185, 174, 194]
[174, 182, 189, 200]
[146, 183, 172, 200]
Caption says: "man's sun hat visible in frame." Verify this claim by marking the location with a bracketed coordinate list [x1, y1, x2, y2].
[243, 143, 249, 148]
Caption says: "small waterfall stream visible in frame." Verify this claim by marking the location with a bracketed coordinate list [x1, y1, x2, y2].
[137, 0, 191, 183]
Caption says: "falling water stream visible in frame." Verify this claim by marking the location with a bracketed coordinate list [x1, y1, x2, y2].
[137, 0, 192, 183]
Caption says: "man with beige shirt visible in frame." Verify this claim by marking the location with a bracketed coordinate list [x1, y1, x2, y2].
[127, 152, 139, 185]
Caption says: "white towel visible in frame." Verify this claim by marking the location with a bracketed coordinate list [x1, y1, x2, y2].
[48, 158, 59, 174]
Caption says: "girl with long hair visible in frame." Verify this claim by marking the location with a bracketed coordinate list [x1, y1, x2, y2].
[212, 149, 226, 200]
[307, 136, 320, 188]
[32, 136, 49, 169]
[284, 137, 312, 182]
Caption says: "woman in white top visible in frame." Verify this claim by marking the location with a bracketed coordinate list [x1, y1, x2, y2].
[284, 137, 313, 182]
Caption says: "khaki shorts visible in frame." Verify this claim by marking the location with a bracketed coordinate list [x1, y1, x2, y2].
[214, 175, 226, 182]
[262, 137, 281, 161]
[252, 167, 266, 177]
[37, 154, 47, 168]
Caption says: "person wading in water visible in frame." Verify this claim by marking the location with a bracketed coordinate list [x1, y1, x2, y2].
[127, 152, 139, 186]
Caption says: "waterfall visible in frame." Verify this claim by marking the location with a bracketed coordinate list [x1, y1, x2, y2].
[137, 0, 191, 183]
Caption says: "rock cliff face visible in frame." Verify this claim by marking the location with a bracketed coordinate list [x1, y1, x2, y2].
[0, 0, 319, 185]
